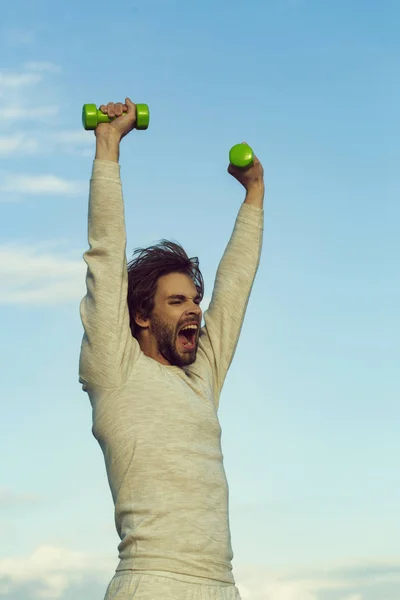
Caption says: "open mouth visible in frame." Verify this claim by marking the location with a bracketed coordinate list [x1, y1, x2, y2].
[177, 324, 198, 351]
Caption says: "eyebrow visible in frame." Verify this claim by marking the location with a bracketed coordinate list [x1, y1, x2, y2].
[166, 294, 202, 302]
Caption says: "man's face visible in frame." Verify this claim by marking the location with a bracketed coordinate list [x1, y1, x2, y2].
[145, 272, 203, 367]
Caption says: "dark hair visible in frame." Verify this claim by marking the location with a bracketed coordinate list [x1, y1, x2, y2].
[127, 240, 204, 338]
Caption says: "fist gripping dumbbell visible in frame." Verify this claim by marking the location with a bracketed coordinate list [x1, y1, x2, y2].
[229, 143, 254, 169]
[82, 103, 150, 130]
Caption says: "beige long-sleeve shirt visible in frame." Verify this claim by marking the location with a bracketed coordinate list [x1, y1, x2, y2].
[79, 160, 263, 584]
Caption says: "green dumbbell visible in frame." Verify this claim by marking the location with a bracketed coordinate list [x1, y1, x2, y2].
[229, 143, 254, 169]
[82, 103, 150, 130]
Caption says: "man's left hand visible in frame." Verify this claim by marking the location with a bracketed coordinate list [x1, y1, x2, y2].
[228, 143, 264, 191]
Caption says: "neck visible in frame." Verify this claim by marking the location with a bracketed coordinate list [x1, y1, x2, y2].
[137, 333, 171, 366]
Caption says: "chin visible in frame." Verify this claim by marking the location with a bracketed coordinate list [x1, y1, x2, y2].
[174, 345, 198, 367]
[178, 352, 197, 367]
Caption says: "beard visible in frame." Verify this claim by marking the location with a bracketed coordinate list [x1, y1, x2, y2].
[151, 313, 198, 367]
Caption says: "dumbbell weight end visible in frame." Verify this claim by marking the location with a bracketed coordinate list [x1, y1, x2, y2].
[229, 143, 254, 169]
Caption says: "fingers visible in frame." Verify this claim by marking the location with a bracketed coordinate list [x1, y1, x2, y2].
[114, 102, 125, 117]
[98, 100, 131, 118]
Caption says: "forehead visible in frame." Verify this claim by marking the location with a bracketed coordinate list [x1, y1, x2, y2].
[156, 272, 198, 298]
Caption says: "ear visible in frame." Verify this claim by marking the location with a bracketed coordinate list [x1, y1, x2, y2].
[134, 311, 150, 329]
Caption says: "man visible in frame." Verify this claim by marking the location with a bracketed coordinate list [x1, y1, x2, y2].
[79, 97, 264, 599]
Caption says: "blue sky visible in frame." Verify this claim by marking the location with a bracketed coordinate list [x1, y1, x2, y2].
[1, 0, 399, 598]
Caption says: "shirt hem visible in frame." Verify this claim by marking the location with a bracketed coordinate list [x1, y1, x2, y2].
[115, 560, 235, 586]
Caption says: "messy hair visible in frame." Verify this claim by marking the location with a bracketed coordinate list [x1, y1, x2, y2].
[127, 240, 204, 338]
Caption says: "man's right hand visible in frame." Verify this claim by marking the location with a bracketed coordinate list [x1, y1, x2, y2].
[95, 97, 137, 142]
[94, 97, 136, 162]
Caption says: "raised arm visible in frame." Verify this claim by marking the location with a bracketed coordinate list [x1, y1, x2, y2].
[79, 98, 141, 390]
[193, 149, 265, 406]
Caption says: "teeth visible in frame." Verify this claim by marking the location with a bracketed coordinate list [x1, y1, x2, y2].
[181, 325, 198, 331]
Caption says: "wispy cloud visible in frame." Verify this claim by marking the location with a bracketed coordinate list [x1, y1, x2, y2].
[24, 62, 62, 74]
[0, 71, 41, 89]
[0, 134, 40, 155]
[0, 244, 86, 305]
[0, 174, 86, 196]
[54, 131, 91, 146]
[0, 62, 90, 156]
[0, 130, 93, 156]
[0, 106, 59, 121]
[0, 63, 60, 90]
[0, 546, 112, 599]
[52, 130, 94, 156]
[0, 62, 60, 124]
[234, 560, 400, 600]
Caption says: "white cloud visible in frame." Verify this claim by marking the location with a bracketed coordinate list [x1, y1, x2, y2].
[52, 130, 94, 156]
[0, 105, 59, 121]
[0, 279, 86, 305]
[0, 546, 112, 599]
[24, 62, 62, 74]
[0, 71, 42, 88]
[233, 561, 400, 600]
[0, 174, 86, 196]
[0, 62, 60, 123]
[54, 131, 90, 145]
[0, 130, 93, 156]
[0, 62, 85, 156]
[0, 244, 86, 306]
[0, 62, 60, 91]
[0, 134, 40, 155]
[235, 569, 321, 600]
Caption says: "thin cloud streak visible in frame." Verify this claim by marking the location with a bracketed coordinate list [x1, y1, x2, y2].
[24, 62, 62, 74]
[0, 546, 112, 599]
[0, 130, 93, 156]
[0, 62, 61, 124]
[0, 135, 40, 155]
[0, 72, 42, 88]
[0, 244, 86, 306]
[0, 62, 60, 90]
[0, 174, 86, 195]
[0, 106, 59, 121]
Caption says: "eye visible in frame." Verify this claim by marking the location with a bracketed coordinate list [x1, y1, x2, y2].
[170, 301, 181, 305]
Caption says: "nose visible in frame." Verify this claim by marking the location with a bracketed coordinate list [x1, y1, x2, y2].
[185, 302, 202, 318]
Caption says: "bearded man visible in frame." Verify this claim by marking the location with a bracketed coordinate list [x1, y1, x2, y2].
[79, 97, 264, 600]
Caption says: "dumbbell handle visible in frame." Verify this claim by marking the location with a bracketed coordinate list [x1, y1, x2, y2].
[229, 143, 254, 169]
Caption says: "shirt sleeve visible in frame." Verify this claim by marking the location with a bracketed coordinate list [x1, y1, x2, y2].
[78, 160, 141, 390]
[194, 203, 264, 408]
